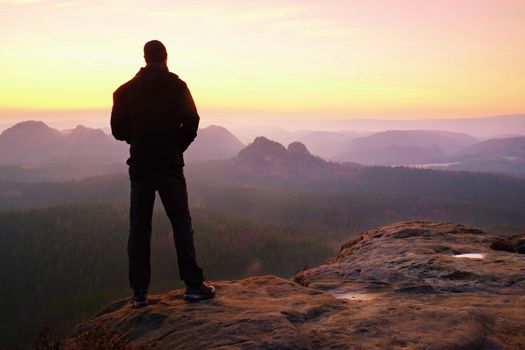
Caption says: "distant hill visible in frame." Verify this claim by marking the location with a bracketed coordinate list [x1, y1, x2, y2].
[0, 121, 127, 166]
[320, 114, 525, 138]
[296, 130, 364, 159]
[334, 130, 478, 165]
[456, 136, 525, 159]
[0, 121, 246, 181]
[3, 120, 524, 180]
[2, 136, 525, 231]
[436, 136, 525, 175]
[185, 136, 525, 207]
[185, 125, 244, 161]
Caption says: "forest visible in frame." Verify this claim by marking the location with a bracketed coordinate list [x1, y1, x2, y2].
[1, 164, 524, 232]
[0, 204, 334, 347]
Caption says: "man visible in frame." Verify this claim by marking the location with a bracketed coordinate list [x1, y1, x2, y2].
[111, 40, 215, 308]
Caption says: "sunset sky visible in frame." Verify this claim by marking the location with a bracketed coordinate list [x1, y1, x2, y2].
[1, 0, 524, 127]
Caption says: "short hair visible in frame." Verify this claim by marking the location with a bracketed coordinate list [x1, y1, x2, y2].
[144, 40, 167, 63]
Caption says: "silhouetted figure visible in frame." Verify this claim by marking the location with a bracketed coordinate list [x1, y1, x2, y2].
[111, 40, 215, 308]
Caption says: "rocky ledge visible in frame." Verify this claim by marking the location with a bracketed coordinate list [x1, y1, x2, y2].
[72, 221, 525, 349]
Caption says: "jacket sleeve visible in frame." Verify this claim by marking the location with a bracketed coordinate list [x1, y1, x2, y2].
[177, 83, 200, 152]
[110, 89, 131, 143]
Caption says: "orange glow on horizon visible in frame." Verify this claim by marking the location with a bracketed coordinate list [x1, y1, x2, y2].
[1, 0, 524, 121]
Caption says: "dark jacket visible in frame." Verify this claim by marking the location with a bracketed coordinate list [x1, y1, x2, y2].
[111, 64, 200, 167]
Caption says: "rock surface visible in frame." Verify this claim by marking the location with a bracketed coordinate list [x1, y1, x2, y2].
[73, 221, 525, 349]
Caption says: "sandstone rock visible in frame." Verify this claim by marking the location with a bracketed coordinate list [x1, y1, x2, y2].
[72, 221, 525, 349]
[491, 238, 516, 253]
[232, 136, 361, 182]
[491, 235, 525, 255]
[287, 142, 309, 155]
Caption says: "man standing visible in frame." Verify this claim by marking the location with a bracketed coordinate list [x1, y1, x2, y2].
[111, 40, 215, 308]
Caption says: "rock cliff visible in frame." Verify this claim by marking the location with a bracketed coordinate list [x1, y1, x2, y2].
[71, 221, 525, 349]
[231, 137, 362, 184]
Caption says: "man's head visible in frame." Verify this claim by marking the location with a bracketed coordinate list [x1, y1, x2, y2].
[144, 40, 167, 64]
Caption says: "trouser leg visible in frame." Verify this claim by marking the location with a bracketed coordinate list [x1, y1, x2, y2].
[128, 166, 156, 292]
[156, 167, 204, 287]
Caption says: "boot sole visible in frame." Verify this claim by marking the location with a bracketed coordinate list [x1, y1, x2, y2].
[183, 294, 215, 302]
[184, 286, 216, 302]
[132, 299, 148, 308]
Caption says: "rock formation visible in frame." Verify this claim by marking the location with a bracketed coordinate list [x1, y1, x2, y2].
[233, 136, 362, 183]
[72, 221, 525, 349]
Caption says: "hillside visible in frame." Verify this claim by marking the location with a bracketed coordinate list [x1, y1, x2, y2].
[441, 136, 525, 175]
[70, 221, 525, 349]
[190, 136, 364, 186]
[184, 125, 245, 161]
[0, 121, 127, 165]
[2, 120, 524, 179]
[0, 121, 245, 181]
[2, 136, 525, 232]
[335, 129, 478, 165]
[320, 114, 525, 137]
[458, 136, 525, 158]
[295, 130, 364, 159]
[0, 121, 246, 167]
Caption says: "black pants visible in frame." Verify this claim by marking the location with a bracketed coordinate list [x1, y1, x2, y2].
[128, 166, 204, 291]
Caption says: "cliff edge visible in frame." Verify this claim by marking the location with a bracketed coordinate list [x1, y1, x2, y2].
[71, 221, 525, 349]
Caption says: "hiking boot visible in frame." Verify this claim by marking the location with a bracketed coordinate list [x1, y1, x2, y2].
[132, 289, 148, 308]
[184, 282, 216, 302]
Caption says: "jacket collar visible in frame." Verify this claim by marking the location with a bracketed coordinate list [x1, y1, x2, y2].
[145, 62, 169, 71]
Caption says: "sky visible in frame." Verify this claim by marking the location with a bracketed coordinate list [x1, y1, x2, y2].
[1, 0, 524, 128]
